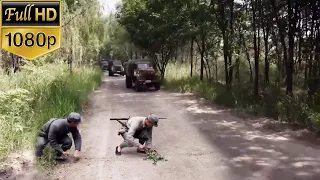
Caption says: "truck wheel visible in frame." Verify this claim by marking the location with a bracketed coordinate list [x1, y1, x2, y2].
[154, 83, 160, 91]
[126, 77, 132, 88]
[135, 81, 141, 92]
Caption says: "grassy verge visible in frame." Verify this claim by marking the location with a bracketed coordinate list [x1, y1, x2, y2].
[0, 62, 103, 160]
[164, 63, 320, 130]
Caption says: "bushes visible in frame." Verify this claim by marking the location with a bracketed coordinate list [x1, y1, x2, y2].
[0, 89, 34, 157]
[0, 63, 103, 159]
[276, 95, 320, 129]
[165, 63, 320, 130]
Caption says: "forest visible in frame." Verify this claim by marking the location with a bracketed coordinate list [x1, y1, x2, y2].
[114, 0, 320, 131]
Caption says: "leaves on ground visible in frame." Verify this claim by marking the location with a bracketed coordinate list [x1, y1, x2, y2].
[143, 150, 168, 165]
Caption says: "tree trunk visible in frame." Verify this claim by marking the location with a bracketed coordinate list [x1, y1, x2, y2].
[271, 28, 282, 86]
[307, 0, 318, 100]
[190, 38, 194, 77]
[270, 0, 288, 86]
[286, 0, 295, 95]
[235, 49, 240, 83]
[222, 33, 229, 85]
[252, 0, 259, 96]
[214, 0, 229, 87]
[215, 53, 218, 82]
[200, 32, 205, 81]
[262, 25, 270, 85]
[241, 33, 253, 82]
[228, 0, 234, 85]
[205, 50, 212, 82]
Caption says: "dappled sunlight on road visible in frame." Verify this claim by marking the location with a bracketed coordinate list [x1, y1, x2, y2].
[167, 91, 320, 179]
[187, 104, 232, 114]
[168, 92, 194, 96]
[243, 133, 289, 141]
[113, 93, 148, 97]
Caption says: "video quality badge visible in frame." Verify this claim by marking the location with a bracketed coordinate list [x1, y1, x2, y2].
[0, 0, 62, 60]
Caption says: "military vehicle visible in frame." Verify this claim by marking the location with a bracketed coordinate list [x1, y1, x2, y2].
[99, 59, 109, 71]
[108, 60, 125, 76]
[125, 59, 161, 92]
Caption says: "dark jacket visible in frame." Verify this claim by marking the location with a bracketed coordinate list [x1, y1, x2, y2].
[39, 118, 82, 153]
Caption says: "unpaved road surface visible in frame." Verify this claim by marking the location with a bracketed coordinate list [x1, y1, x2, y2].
[44, 74, 320, 180]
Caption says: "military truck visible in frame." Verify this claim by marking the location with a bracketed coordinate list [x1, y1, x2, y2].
[125, 59, 161, 92]
[108, 60, 125, 76]
[99, 59, 109, 71]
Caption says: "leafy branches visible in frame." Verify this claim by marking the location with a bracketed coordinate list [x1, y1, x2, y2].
[143, 150, 168, 165]
[117, 0, 190, 78]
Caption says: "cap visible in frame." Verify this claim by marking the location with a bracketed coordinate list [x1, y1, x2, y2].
[67, 112, 81, 123]
[147, 113, 159, 127]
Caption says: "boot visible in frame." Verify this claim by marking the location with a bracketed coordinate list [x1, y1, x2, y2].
[137, 148, 146, 154]
[115, 146, 121, 156]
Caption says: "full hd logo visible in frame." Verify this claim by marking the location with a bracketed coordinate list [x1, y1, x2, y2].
[0, 0, 62, 60]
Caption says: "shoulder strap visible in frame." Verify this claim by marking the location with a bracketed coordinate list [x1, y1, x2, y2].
[46, 118, 58, 134]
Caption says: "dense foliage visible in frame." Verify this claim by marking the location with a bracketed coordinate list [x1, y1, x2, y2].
[0, 0, 104, 159]
[116, 0, 320, 130]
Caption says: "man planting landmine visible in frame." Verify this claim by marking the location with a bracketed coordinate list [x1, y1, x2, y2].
[115, 114, 159, 155]
[35, 112, 82, 160]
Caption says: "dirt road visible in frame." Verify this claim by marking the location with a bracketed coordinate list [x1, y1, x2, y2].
[46, 74, 320, 180]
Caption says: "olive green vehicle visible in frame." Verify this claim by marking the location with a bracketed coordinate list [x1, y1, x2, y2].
[125, 59, 161, 92]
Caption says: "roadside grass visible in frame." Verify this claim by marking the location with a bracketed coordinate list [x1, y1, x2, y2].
[0, 62, 103, 165]
[164, 63, 320, 131]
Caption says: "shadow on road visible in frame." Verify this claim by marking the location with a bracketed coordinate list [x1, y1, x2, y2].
[170, 93, 320, 180]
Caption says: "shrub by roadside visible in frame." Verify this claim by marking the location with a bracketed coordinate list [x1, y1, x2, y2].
[0, 63, 103, 160]
[164, 63, 320, 131]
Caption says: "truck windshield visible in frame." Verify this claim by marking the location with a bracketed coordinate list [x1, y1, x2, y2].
[113, 61, 122, 65]
[137, 63, 152, 69]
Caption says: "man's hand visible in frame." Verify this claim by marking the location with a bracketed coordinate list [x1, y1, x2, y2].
[62, 151, 69, 157]
[138, 145, 145, 151]
[73, 150, 80, 161]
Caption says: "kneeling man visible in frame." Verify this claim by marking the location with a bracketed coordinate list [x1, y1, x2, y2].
[36, 112, 82, 160]
[115, 114, 159, 155]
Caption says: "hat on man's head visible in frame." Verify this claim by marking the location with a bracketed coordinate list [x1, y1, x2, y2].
[67, 112, 81, 123]
[147, 113, 159, 127]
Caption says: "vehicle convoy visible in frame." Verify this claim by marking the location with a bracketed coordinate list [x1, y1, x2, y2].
[108, 60, 125, 76]
[125, 59, 161, 92]
[99, 59, 109, 71]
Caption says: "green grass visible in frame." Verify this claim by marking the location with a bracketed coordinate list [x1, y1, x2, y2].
[164, 63, 320, 131]
[0, 62, 103, 160]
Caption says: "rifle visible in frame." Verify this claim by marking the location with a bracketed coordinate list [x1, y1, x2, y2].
[110, 117, 167, 136]
[110, 117, 167, 128]
[110, 117, 167, 121]
[110, 118, 129, 129]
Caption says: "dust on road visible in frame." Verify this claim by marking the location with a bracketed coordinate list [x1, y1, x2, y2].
[44, 74, 320, 180]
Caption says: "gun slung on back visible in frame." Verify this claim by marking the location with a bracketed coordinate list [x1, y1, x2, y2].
[110, 117, 167, 120]
[110, 118, 130, 120]
[110, 117, 167, 127]
[110, 118, 129, 135]
[110, 117, 167, 135]
[110, 118, 129, 128]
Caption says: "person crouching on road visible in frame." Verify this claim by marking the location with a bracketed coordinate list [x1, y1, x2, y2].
[35, 112, 82, 160]
[115, 114, 159, 155]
